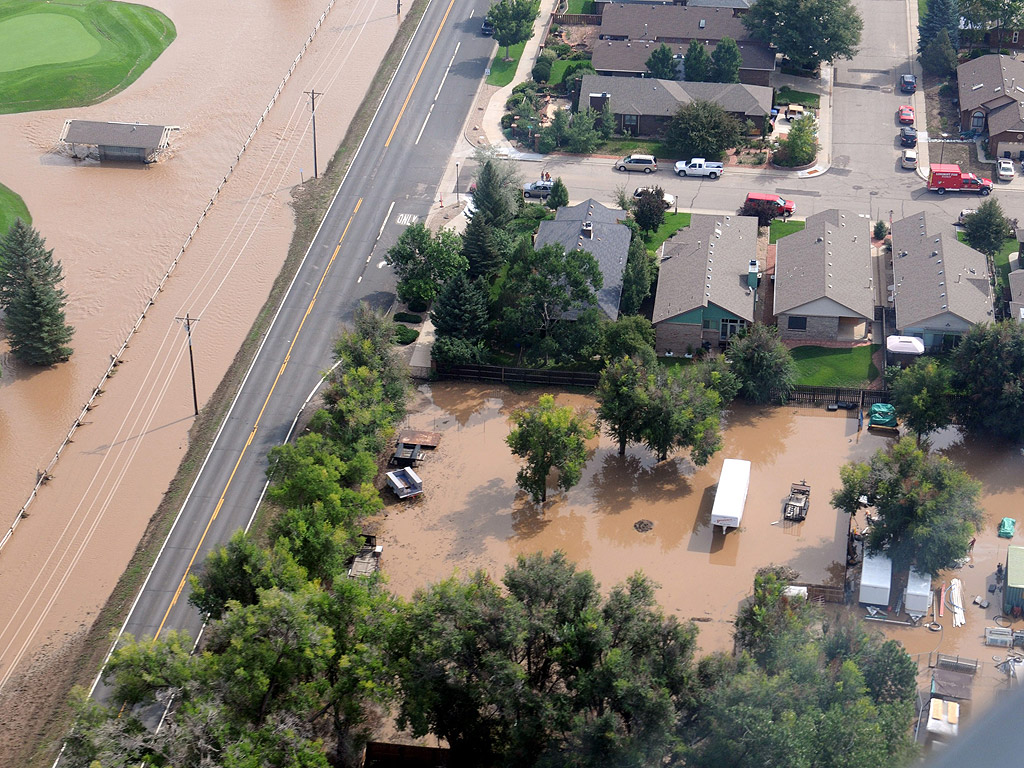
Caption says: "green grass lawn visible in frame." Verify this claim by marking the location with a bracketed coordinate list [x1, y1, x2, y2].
[0, 0, 175, 114]
[594, 136, 670, 158]
[487, 41, 527, 87]
[769, 219, 806, 243]
[548, 59, 572, 86]
[791, 344, 881, 387]
[0, 182, 31, 234]
[566, 0, 596, 12]
[646, 212, 692, 253]
[775, 86, 821, 110]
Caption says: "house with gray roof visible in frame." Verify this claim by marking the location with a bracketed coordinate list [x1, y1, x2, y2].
[591, 39, 776, 87]
[581, 74, 772, 136]
[596, 4, 774, 85]
[595, 0, 754, 10]
[652, 213, 759, 354]
[1009, 267, 1024, 324]
[957, 55, 1024, 159]
[534, 199, 631, 321]
[890, 213, 995, 351]
[774, 210, 875, 341]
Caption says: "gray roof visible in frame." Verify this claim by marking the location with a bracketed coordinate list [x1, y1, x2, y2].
[60, 120, 175, 149]
[890, 213, 994, 330]
[1010, 268, 1024, 301]
[957, 55, 1024, 115]
[535, 199, 631, 321]
[596, 0, 752, 7]
[600, 4, 754, 42]
[591, 39, 776, 75]
[773, 210, 874, 319]
[580, 74, 772, 118]
[652, 213, 759, 323]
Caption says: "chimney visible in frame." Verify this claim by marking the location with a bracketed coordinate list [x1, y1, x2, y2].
[582, 220, 594, 239]
[747, 259, 758, 289]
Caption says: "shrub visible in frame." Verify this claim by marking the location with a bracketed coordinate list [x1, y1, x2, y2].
[394, 312, 423, 324]
[549, 42, 572, 58]
[407, 297, 429, 313]
[394, 324, 420, 345]
[533, 57, 553, 83]
[873, 220, 888, 239]
[501, 113, 514, 130]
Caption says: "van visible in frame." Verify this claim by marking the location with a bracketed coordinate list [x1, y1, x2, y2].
[783, 104, 805, 120]
[744, 192, 795, 217]
[615, 154, 658, 173]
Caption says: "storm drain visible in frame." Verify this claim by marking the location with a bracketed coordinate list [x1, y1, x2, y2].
[634, 519, 654, 533]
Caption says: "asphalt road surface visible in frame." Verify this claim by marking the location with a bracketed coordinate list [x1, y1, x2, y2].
[93, 0, 493, 703]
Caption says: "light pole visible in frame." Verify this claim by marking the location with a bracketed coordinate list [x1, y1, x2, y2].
[455, 162, 460, 203]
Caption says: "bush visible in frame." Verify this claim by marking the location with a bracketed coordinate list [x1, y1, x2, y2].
[873, 220, 888, 240]
[407, 297, 429, 313]
[549, 42, 572, 58]
[569, 49, 592, 61]
[394, 324, 420, 345]
[501, 113, 514, 130]
[533, 58, 552, 83]
[394, 312, 423, 324]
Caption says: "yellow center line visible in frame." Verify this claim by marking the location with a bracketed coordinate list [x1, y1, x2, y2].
[153, 201, 362, 639]
[384, 0, 457, 148]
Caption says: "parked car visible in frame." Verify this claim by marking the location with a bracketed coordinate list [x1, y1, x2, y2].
[633, 186, 675, 209]
[900, 126, 917, 147]
[615, 154, 658, 173]
[998, 158, 1016, 181]
[897, 105, 915, 124]
[744, 191, 795, 217]
[480, 19, 494, 35]
[674, 158, 724, 178]
[900, 73, 917, 93]
[901, 149, 918, 169]
[523, 180, 554, 198]
[958, 209, 977, 224]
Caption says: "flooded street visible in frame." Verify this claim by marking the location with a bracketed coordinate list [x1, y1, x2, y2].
[0, 0, 400, 720]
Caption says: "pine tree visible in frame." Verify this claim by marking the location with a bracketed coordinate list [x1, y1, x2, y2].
[683, 40, 712, 82]
[462, 213, 508, 279]
[0, 219, 60, 311]
[919, 28, 958, 76]
[619, 238, 653, 316]
[6, 274, 74, 365]
[645, 43, 678, 79]
[917, 0, 959, 52]
[431, 272, 489, 341]
[470, 160, 516, 230]
[711, 37, 743, 83]
[546, 178, 569, 210]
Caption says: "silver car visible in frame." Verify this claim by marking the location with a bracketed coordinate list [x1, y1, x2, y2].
[523, 180, 554, 198]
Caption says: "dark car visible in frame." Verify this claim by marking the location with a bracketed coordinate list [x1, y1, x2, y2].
[481, 19, 494, 35]
[900, 73, 917, 93]
[900, 126, 917, 147]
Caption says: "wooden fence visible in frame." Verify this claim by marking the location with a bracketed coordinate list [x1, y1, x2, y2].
[436, 364, 601, 388]
[794, 582, 848, 605]
[552, 12, 602, 24]
[788, 385, 891, 408]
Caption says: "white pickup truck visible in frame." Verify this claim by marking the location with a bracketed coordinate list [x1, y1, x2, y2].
[674, 158, 724, 178]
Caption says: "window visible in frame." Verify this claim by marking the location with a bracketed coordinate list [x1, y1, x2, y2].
[720, 319, 743, 339]
[702, 319, 712, 329]
[787, 316, 808, 331]
[1014, 31, 1020, 43]
[623, 114, 637, 126]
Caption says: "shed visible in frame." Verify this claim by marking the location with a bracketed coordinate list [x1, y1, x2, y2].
[925, 697, 960, 741]
[931, 668, 974, 701]
[904, 567, 932, 616]
[859, 551, 893, 606]
[1003, 546, 1024, 615]
[59, 120, 178, 162]
[710, 458, 750, 533]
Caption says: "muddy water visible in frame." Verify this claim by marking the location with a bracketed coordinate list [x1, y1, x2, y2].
[381, 382, 893, 653]
[0, 0, 400, 703]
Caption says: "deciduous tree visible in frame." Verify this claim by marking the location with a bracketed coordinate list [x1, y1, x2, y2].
[596, 356, 650, 455]
[774, 114, 818, 167]
[683, 40, 712, 82]
[487, 0, 540, 60]
[646, 43, 678, 79]
[711, 37, 743, 83]
[385, 222, 467, 306]
[886, 359, 953, 443]
[601, 314, 655, 363]
[949, 320, 1024, 440]
[727, 323, 796, 404]
[663, 99, 741, 160]
[743, 0, 863, 71]
[632, 187, 666, 234]
[962, 197, 1009, 256]
[637, 365, 723, 463]
[506, 393, 595, 502]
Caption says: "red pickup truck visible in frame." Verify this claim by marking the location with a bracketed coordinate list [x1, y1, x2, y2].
[928, 163, 993, 195]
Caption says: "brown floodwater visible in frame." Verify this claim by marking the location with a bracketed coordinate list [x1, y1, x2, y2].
[0, 0, 400, 705]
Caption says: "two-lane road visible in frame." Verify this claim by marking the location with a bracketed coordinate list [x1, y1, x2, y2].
[94, 0, 493, 702]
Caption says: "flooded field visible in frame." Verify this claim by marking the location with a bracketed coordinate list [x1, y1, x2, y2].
[0, 0, 399, 733]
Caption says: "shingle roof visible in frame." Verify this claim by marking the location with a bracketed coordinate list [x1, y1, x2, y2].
[535, 199, 631, 321]
[652, 213, 759, 323]
[591, 38, 776, 74]
[596, 0, 752, 7]
[580, 74, 772, 118]
[956, 55, 1024, 114]
[60, 120, 174, 149]
[890, 213, 994, 330]
[773, 210, 874, 319]
[600, 4, 753, 42]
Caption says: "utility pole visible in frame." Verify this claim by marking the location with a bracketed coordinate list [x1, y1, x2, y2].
[175, 313, 200, 416]
[455, 162, 460, 203]
[304, 89, 322, 178]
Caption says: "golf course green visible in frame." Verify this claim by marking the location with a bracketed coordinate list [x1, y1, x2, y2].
[0, 183, 31, 235]
[0, 0, 176, 114]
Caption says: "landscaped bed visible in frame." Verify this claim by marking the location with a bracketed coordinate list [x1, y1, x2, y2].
[791, 344, 880, 387]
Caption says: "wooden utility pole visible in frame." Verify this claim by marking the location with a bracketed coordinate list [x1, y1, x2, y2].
[175, 313, 200, 416]
[304, 89, 322, 178]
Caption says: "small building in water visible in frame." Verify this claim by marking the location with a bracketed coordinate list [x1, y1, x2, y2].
[60, 120, 178, 163]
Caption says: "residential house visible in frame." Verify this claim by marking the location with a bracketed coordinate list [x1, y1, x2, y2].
[652, 213, 759, 354]
[581, 74, 772, 136]
[534, 199, 631, 321]
[1009, 267, 1024, 323]
[890, 213, 995, 350]
[773, 210, 875, 341]
[594, 0, 754, 10]
[594, 4, 775, 85]
[957, 54, 1024, 159]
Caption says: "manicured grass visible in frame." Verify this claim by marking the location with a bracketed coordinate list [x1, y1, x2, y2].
[595, 137, 671, 158]
[0, 182, 31, 234]
[487, 41, 527, 86]
[566, 0, 596, 12]
[548, 59, 573, 86]
[646, 212, 692, 253]
[775, 86, 821, 110]
[0, 0, 175, 114]
[769, 219, 806, 243]
[791, 344, 881, 387]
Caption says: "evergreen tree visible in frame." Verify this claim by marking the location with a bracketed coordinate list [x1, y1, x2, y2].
[5, 272, 75, 365]
[962, 197, 1009, 256]
[619, 237, 654, 316]
[470, 160, 517, 230]
[597, 98, 615, 140]
[684, 40, 712, 82]
[565, 108, 601, 154]
[646, 43, 678, 79]
[546, 178, 569, 210]
[431, 272, 489, 341]
[0, 219, 61, 311]
[919, 28, 958, 76]
[462, 213, 511, 279]
[711, 37, 743, 83]
[917, 0, 960, 52]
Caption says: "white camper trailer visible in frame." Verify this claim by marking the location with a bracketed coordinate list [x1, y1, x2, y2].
[905, 568, 932, 618]
[859, 551, 893, 606]
[710, 459, 751, 534]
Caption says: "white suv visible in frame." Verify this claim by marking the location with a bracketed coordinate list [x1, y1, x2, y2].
[615, 154, 658, 173]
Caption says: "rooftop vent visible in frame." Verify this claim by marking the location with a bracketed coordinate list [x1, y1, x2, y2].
[973, 84, 984, 91]
[699, 18, 706, 27]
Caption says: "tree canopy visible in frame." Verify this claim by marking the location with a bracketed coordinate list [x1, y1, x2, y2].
[918, 0, 960, 51]
[683, 40, 712, 82]
[487, 0, 540, 59]
[632, 187, 666, 234]
[743, 0, 863, 70]
[385, 222, 467, 306]
[774, 114, 818, 167]
[546, 177, 569, 209]
[919, 28, 958, 76]
[727, 324, 796, 404]
[831, 437, 983, 573]
[646, 43, 678, 79]
[663, 99, 741, 160]
[711, 38, 742, 83]
[886, 359, 953, 443]
[949, 321, 1024, 440]
[962, 197, 1010, 257]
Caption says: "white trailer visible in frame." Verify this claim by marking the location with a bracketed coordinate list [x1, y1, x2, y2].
[859, 551, 893, 606]
[904, 567, 932, 617]
[710, 459, 750, 533]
